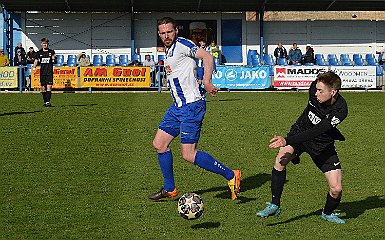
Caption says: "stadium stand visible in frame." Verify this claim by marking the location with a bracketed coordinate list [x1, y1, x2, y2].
[92, 55, 103, 66]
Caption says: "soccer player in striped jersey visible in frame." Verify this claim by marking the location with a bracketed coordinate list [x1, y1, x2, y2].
[149, 17, 241, 201]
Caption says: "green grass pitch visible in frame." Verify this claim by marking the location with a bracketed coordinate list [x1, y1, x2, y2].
[1, 91, 384, 239]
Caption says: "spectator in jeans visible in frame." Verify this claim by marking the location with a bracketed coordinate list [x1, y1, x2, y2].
[14, 49, 27, 89]
[26, 47, 36, 64]
[143, 54, 156, 86]
[274, 42, 288, 64]
[288, 42, 302, 65]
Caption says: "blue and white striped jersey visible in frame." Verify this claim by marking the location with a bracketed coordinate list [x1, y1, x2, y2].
[164, 37, 205, 107]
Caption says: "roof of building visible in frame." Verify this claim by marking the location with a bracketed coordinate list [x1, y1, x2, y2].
[2, 0, 385, 12]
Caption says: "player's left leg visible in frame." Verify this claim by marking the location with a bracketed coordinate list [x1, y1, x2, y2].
[180, 100, 240, 200]
[317, 151, 345, 224]
[322, 169, 345, 223]
[45, 84, 53, 106]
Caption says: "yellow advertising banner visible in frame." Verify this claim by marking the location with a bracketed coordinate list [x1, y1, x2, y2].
[79, 66, 150, 88]
[31, 67, 78, 89]
[0, 67, 19, 88]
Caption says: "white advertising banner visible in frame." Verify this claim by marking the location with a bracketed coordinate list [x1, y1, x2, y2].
[330, 66, 376, 89]
[273, 66, 329, 89]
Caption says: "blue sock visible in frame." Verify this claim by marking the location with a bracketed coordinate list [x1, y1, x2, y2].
[158, 150, 175, 192]
[194, 151, 234, 180]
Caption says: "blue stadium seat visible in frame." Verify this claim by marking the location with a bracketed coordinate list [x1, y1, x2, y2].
[92, 55, 103, 66]
[263, 54, 275, 66]
[343, 61, 353, 66]
[277, 58, 287, 66]
[376, 64, 383, 76]
[328, 54, 337, 60]
[366, 58, 377, 66]
[132, 54, 141, 63]
[305, 63, 315, 66]
[67, 57, 77, 66]
[119, 55, 130, 66]
[106, 58, 116, 66]
[328, 58, 340, 66]
[251, 54, 261, 66]
[247, 50, 258, 65]
[353, 54, 362, 60]
[54, 54, 65, 66]
[316, 58, 327, 66]
[354, 58, 365, 66]
[158, 55, 165, 62]
[365, 53, 375, 60]
[315, 54, 324, 60]
[340, 54, 350, 61]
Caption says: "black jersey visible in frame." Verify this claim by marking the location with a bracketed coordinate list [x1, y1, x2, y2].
[35, 49, 56, 75]
[285, 80, 348, 149]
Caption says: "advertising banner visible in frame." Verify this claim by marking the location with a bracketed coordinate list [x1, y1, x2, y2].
[79, 66, 150, 88]
[330, 66, 376, 88]
[273, 66, 329, 89]
[31, 67, 78, 88]
[0, 67, 18, 88]
[212, 65, 270, 89]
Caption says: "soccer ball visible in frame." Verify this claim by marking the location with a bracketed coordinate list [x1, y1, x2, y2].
[177, 193, 204, 220]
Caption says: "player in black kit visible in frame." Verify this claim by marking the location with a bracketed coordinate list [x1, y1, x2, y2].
[32, 38, 56, 107]
[256, 71, 348, 224]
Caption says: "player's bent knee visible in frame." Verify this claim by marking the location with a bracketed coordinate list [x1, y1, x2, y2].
[181, 151, 195, 163]
[330, 186, 342, 197]
[152, 139, 167, 153]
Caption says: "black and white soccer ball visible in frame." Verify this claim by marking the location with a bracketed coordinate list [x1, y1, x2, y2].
[177, 193, 204, 220]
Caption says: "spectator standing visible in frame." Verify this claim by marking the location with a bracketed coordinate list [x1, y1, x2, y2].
[143, 54, 156, 86]
[0, 49, 10, 66]
[77, 52, 90, 67]
[377, 46, 385, 65]
[197, 39, 212, 85]
[273, 42, 288, 64]
[32, 38, 56, 107]
[210, 40, 220, 60]
[302, 45, 316, 64]
[288, 42, 302, 65]
[14, 42, 26, 57]
[26, 47, 36, 64]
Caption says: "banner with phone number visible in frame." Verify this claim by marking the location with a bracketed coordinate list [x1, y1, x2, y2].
[31, 66, 78, 88]
[0, 66, 19, 88]
[79, 66, 150, 88]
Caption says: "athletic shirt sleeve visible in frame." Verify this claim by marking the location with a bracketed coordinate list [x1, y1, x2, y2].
[285, 81, 348, 145]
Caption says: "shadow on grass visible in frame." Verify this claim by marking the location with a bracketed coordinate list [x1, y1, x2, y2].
[54, 103, 98, 108]
[206, 99, 241, 103]
[266, 195, 385, 226]
[194, 173, 271, 203]
[0, 110, 41, 116]
[191, 221, 220, 229]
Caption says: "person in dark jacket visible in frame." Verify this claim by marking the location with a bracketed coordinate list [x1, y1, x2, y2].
[273, 42, 288, 64]
[302, 45, 316, 64]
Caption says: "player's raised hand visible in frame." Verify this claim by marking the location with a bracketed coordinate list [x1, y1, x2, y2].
[204, 82, 219, 97]
[269, 135, 286, 149]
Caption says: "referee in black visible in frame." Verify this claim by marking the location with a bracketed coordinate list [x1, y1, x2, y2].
[32, 38, 56, 107]
[256, 71, 348, 224]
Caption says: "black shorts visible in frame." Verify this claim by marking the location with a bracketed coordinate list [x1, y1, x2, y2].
[291, 142, 342, 173]
[40, 75, 53, 86]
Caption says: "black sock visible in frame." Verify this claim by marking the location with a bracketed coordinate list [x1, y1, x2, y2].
[42, 92, 47, 103]
[271, 167, 286, 207]
[46, 91, 52, 102]
[323, 193, 341, 215]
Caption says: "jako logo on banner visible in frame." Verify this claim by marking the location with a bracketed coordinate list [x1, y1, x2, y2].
[225, 68, 237, 81]
[276, 68, 286, 78]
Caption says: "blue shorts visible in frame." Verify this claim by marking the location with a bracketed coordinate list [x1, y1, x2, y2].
[159, 100, 206, 144]
[197, 67, 204, 80]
